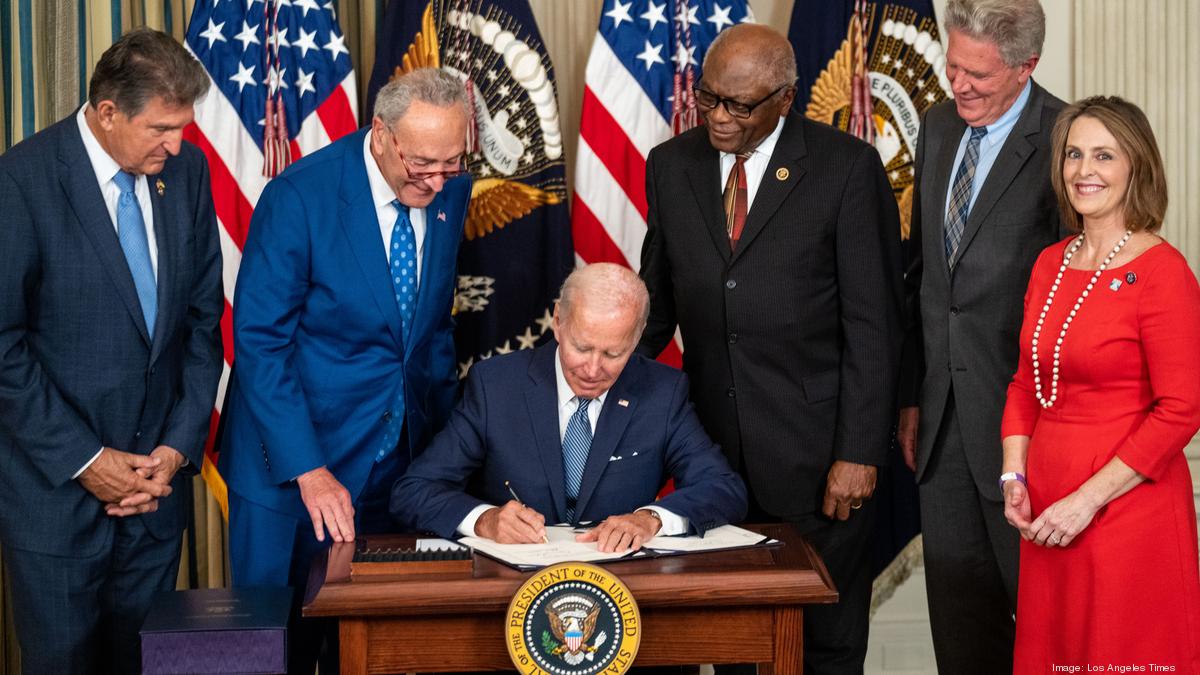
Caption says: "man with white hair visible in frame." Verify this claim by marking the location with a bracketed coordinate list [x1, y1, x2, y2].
[897, 0, 1065, 670]
[392, 263, 747, 551]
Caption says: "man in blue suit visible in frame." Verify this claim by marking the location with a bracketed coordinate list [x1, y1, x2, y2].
[221, 67, 469, 671]
[0, 29, 223, 674]
[392, 264, 747, 552]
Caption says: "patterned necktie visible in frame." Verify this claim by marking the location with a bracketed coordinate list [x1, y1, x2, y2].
[723, 152, 752, 250]
[113, 170, 157, 335]
[562, 398, 593, 522]
[389, 199, 418, 337]
[943, 126, 988, 268]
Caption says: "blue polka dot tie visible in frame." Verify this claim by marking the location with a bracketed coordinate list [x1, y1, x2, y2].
[562, 398, 593, 522]
[113, 170, 157, 336]
[377, 200, 418, 462]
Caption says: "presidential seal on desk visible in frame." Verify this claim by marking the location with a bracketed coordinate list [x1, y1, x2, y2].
[506, 562, 641, 675]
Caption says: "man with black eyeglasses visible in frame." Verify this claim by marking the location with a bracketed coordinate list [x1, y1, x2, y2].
[638, 23, 902, 675]
[220, 67, 470, 674]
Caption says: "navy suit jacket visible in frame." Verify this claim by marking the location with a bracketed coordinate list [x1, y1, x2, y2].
[221, 128, 467, 520]
[0, 115, 224, 556]
[391, 341, 748, 538]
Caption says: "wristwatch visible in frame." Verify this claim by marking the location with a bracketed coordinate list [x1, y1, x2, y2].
[638, 508, 662, 528]
[998, 472, 1027, 491]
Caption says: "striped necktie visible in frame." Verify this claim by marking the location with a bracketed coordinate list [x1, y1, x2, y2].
[723, 151, 752, 250]
[944, 126, 988, 268]
[562, 398, 593, 522]
[113, 170, 157, 335]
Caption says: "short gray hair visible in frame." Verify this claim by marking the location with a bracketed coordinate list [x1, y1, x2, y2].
[945, 0, 1045, 67]
[704, 24, 797, 91]
[558, 263, 650, 334]
[373, 67, 469, 126]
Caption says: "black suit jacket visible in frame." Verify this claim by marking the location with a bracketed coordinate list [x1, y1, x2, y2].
[0, 115, 224, 556]
[900, 81, 1066, 498]
[639, 112, 903, 519]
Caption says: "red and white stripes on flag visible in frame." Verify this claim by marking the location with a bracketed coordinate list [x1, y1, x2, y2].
[184, 0, 358, 516]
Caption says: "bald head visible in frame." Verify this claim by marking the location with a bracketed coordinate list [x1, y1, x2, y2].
[553, 264, 649, 398]
[557, 263, 649, 333]
[704, 24, 797, 93]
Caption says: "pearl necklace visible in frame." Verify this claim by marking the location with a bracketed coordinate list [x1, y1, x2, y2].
[1032, 230, 1132, 408]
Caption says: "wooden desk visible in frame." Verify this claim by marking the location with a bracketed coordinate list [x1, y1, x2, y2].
[304, 524, 837, 675]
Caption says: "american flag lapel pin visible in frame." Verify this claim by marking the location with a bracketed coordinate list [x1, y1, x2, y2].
[618, 399, 629, 407]
[155, 179, 165, 196]
[437, 210, 447, 222]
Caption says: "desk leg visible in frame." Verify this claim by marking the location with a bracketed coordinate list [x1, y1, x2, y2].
[340, 619, 368, 675]
[760, 606, 803, 675]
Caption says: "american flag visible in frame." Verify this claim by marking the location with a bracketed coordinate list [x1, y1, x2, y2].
[183, 0, 359, 515]
[571, 0, 751, 365]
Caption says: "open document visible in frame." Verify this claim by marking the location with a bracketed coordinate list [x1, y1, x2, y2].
[458, 523, 780, 570]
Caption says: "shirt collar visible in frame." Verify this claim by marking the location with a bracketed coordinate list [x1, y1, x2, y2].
[76, 105, 124, 187]
[721, 114, 786, 162]
[982, 79, 1032, 139]
[553, 346, 610, 411]
[363, 131, 404, 213]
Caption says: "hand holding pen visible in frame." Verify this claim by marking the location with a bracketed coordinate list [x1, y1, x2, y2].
[473, 480, 548, 544]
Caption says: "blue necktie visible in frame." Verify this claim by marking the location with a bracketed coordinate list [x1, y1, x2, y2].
[562, 398, 593, 522]
[113, 170, 157, 335]
[389, 199, 418, 338]
[376, 200, 418, 462]
[944, 126, 988, 268]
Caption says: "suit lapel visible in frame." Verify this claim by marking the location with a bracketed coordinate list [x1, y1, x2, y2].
[731, 114, 806, 263]
[405, 183, 455, 358]
[953, 86, 1045, 264]
[147, 171, 177, 362]
[573, 363, 638, 520]
[526, 344, 568, 523]
[58, 123, 152, 346]
[684, 143, 732, 265]
[931, 114, 967, 277]
[339, 131, 405, 350]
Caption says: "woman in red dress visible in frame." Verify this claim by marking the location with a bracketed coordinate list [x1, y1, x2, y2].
[1001, 96, 1200, 672]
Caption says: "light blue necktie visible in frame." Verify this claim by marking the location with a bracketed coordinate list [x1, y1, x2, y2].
[944, 126, 988, 268]
[113, 170, 157, 335]
[562, 398, 593, 522]
[376, 200, 418, 462]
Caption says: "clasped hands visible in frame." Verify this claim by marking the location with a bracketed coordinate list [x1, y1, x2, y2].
[78, 445, 185, 517]
[475, 500, 661, 553]
[1003, 479, 1102, 547]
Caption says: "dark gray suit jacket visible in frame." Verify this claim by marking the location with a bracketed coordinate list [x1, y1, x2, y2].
[0, 115, 224, 557]
[639, 112, 903, 519]
[900, 81, 1066, 498]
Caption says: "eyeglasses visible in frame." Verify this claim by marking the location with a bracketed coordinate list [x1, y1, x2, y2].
[693, 84, 789, 119]
[385, 127, 468, 182]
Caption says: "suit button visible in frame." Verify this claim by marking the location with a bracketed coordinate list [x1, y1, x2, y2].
[725, 279, 737, 289]
[150, 367, 156, 375]
[382, 410, 393, 422]
[950, 305, 961, 315]
[726, 387, 736, 398]
[135, 431, 142, 439]
[728, 332, 738, 344]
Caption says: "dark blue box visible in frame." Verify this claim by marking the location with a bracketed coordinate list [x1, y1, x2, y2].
[140, 587, 291, 675]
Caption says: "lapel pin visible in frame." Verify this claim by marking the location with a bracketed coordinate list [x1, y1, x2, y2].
[617, 399, 629, 407]
[775, 167, 789, 181]
[437, 210, 447, 222]
[155, 179, 165, 196]
[1109, 279, 1122, 292]
[1126, 271, 1137, 284]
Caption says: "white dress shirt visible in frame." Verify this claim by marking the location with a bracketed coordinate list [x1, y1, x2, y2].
[457, 348, 687, 537]
[364, 133, 426, 281]
[72, 105, 161, 479]
[718, 115, 787, 213]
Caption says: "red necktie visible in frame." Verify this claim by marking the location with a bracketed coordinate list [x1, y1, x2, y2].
[724, 152, 751, 250]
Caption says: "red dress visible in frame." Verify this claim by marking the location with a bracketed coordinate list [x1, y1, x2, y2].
[1002, 238, 1200, 672]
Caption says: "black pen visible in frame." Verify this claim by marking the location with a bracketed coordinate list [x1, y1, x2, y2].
[504, 480, 549, 544]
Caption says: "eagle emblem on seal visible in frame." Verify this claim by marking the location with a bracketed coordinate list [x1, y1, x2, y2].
[544, 594, 608, 665]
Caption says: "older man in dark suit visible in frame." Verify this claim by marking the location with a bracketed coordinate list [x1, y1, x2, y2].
[638, 23, 902, 675]
[0, 29, 223, 674]
[896, 0, 1065, 671]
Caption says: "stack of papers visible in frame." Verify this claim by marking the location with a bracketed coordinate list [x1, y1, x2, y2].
[458, 524, 779, 570]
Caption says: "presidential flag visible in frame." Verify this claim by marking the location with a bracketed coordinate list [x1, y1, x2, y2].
[788, 0, 946, 596]
[367, 0, 574, 377]
[184, 0, 359, 516]
[572, 0, 752, 366]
